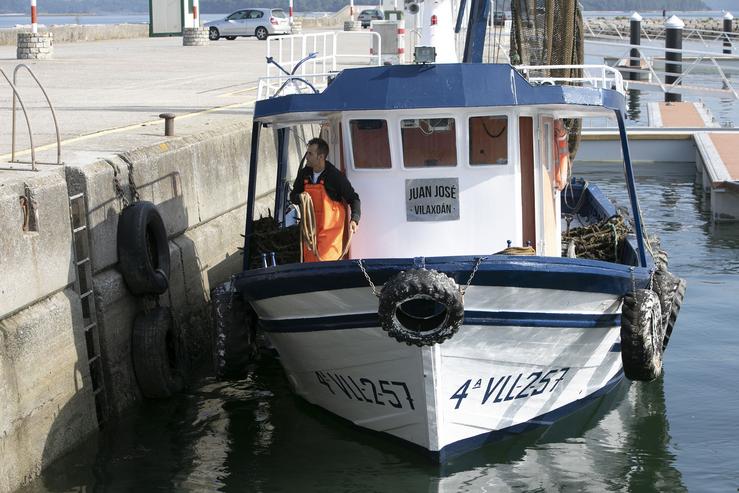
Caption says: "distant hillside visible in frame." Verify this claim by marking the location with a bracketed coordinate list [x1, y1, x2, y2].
[703, 0, 737, 10]
[0, 0, 711, 15]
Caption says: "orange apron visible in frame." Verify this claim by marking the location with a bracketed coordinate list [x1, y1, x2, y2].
[303, 178, 347, 262]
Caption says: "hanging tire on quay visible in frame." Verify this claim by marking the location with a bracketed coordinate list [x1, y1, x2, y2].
[212, 281, 257, 380]
[132, 307, 184, 399]
[620, 289, 665, 382]
[117, 201, 170, 296]
[378, 269, 464, 347]
[653, 269, 687, 351]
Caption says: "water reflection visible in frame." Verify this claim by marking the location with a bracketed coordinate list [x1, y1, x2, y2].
[627, 89, 641, 122]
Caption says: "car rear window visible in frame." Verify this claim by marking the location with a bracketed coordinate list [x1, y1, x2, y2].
[272, 9, 287, 18]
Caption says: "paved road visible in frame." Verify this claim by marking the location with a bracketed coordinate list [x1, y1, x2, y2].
[0, 28, 376, 176]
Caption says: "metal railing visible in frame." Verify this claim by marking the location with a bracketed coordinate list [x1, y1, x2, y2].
[587, 39, 739, 99]
[262, 31, 381, 100]
[1, 63, 62, 172]
[515, 64, 626, 94]
[584, 18, 739, 51]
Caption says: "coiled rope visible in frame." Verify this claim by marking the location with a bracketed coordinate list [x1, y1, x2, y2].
[298, 192, 353, 261]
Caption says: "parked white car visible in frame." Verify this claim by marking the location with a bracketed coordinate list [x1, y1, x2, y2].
[204, 8, 291, 41]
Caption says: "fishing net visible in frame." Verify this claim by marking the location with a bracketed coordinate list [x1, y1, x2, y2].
[561, 214, 630, 262]
[509, 0, 584, 157]
[248, 215, 300, 268]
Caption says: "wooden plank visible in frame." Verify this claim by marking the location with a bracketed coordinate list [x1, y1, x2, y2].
[657, 102, 705, 128]
[709, 133, 739, 181]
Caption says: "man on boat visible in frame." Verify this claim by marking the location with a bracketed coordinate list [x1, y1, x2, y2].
[290, 137, 361, 262]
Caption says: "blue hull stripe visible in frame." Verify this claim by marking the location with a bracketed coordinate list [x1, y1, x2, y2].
[435, 370, 626, 462]
[260, 311, 621, 333]
[236, 256, 650, 302]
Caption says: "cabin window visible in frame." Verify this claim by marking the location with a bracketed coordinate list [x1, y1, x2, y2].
[350, 119, 392, 169]
[401, 118, 457, 167]
[469, 116, 508, 165]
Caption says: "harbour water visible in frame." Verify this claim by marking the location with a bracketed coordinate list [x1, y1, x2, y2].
[18, 167, 739, 491]
[5, 11, 739, 493]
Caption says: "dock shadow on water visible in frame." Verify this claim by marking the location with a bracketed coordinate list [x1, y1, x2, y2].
[19, 352, 686, 493]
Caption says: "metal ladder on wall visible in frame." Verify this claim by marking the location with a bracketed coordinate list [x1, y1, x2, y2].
[69, 193, 108, 427]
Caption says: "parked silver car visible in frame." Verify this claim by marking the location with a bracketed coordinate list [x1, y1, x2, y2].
[204, 8, 291, 41]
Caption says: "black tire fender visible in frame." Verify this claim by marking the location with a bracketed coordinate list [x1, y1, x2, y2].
[620, 289, 665, 381]
[212, 281, 257, 379]
[132, 307, 184, 398]
[653, 270, 687, 350]
[378, 269, 464, 347]
[117, 201, 170, 296]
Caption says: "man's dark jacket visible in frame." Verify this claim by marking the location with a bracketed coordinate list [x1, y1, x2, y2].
[290, 161, 361, 224]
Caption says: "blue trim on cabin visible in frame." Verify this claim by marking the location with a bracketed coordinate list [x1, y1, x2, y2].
[253, 64, 626, 121]
[259, 311, 621, 333]
[435, 370, 625, 462]
[235, 255, 650, 301]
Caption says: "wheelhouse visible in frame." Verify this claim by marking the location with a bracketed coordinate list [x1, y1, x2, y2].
[244, 63, 647, 266]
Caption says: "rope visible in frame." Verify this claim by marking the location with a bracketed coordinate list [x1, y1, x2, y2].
[298, 191, 354, 261]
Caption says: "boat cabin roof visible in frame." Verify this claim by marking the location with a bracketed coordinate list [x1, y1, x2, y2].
[254, 63, 626, 125]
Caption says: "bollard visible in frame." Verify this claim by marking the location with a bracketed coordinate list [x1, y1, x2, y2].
[629, 12, 642, 81]
[724, 12, 733, 55]
[159, 113, 175, 136]
[269, 252, 277, 267]
[665, 15, 684, 103]
[260, 253, 268, 268]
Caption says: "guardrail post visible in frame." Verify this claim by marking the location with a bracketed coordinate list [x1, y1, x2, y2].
[630, 12, 642, 81]
[724, 12, 733, 55]
[665, 15, 684, 102]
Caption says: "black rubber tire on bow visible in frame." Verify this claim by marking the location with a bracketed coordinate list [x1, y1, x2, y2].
[621, 289, 665, 382]
[378, 269, 464, 347]
[132, 307, 184, 399]
[117, 201, 170, 296]
[212, 282, 257, 379]
[209, 27, 220, 40]
[653, 270, 687, 351]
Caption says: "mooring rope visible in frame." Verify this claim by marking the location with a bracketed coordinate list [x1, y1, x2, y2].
[298, 192, 353, 261]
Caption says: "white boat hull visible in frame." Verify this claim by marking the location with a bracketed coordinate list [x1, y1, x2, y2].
[256, 284, 624, 458]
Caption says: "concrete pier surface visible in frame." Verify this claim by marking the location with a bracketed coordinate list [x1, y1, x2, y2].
[1, 34, 270, 168]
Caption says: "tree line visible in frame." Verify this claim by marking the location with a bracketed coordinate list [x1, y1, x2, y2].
[0, 0, 709, 15]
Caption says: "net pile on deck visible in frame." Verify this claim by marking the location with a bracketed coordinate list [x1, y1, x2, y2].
[248, 215, 300, 268]
[562, 215, 630, 262]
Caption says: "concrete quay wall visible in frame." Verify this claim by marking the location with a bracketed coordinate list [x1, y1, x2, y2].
[0, 24, 149, 46]
[0, 121, 300, 492]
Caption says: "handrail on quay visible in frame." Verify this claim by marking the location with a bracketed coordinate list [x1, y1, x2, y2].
[0, 67, 36, 171]
[1, 64, 62, 172]
[12, 64, 62, 167]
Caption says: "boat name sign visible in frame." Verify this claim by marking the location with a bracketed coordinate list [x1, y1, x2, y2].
[406, 178, 460, 222]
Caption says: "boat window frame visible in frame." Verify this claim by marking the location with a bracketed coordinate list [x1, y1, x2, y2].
[343, 111, 398, 172]
[346, 118, 394, 170]
[398, 113, 460, 170]
[464, 109, 514, 169]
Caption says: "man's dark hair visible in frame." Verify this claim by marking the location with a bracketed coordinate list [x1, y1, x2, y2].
[308, 137, 329, 159]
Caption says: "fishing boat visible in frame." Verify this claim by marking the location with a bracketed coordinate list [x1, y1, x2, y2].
[212, 2, 686, 462]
